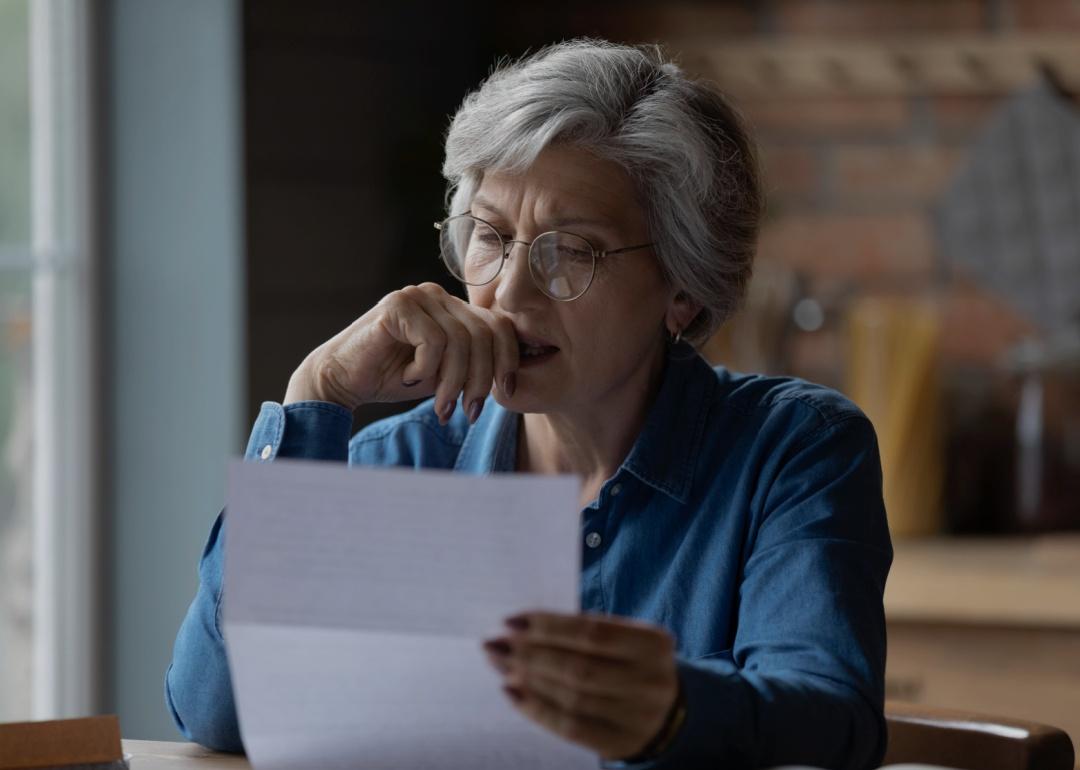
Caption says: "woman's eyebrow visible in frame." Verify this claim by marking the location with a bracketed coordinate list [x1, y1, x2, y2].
[471, 196, 618, 230]
[546, 214, 618, 230]
[469, 195, 502, 216]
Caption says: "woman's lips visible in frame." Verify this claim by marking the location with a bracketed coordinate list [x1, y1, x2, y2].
[518, 336, 561, 367]
[512, 327, 559, 368]
[518, 345, 559, 368]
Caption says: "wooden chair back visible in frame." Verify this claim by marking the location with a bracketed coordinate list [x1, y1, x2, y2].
[884, 701, 1075, 770]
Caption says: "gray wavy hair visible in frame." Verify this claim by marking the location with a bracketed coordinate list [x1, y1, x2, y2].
[441, 38, 763, 345]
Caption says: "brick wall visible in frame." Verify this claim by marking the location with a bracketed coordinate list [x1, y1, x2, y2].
[561, 0, 1080, 387]
[244, 1, 1079, 531]
[551, 0, 1080, 532]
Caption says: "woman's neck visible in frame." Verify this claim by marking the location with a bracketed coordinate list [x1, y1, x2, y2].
[517, 344, 668, 506]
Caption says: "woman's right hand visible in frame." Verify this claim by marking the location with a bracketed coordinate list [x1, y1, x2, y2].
[283, 283, 520, 425]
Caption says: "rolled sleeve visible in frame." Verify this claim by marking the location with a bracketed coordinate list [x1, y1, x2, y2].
[166, 510, 243, 751]
[603, 415, 892, 770]
[244, 400, 353, 463]
[167, 399, 354, 750]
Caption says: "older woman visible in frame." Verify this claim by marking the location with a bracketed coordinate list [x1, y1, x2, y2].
[167, 39, 891, 770]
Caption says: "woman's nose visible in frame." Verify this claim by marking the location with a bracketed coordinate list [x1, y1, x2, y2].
[501, 239, 530, 258]
[494, 241, 542, 310]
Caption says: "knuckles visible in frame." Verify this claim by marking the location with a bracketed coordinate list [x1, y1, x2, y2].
[394, 282, 449, 304]
[380, 289, 414, 314]
[471, 324, 494, 348]
[389, 285, 513, 351]
[395, 285, 427, 304]
[442, 319, 470, 349]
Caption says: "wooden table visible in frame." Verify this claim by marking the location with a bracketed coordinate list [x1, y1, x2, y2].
[884, 534, 1080, 760]
[121, 739, 955, 769]
[127, 537, 1080, 768]
[124, 740, 249, 769]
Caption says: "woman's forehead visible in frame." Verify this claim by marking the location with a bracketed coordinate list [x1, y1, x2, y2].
[473, 146, 639, 225]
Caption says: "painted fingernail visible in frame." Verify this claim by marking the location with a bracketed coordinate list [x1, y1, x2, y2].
[483, 638, 512, 656]
[502, 372, 516, 398]
[439, 401, 455, 423]
[467, 399, 483, 424]
[503, 685, 524, 703]
[505, 614, 529, 632]
[402, 379, 421, 387]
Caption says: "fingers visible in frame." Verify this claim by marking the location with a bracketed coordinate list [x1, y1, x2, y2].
[482, 614, 681, 760]
[499, 642, 636, 698]
[501, 675, 657, 761]
[481, 309, 520, 399]
[401, 287, 470, 423]
[506, 611, 675, 663]
[440, 303, 495, 424]
[444, 297, 519, 410]
[382, 300, 445, 387]
[393, 284, 514, 425]
[484, 636, 670, 703]
[498, 682, 630, 755]
[513, 668, 658, 733]
[294, 281, 519, 412]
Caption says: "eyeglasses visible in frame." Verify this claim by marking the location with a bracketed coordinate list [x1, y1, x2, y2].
[434, 212, 654, 301]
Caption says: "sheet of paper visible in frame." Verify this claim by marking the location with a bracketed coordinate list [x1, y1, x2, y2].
[223, 458, 596, 770]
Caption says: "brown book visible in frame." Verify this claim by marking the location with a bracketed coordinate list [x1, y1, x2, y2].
[0, 715, 126, 770]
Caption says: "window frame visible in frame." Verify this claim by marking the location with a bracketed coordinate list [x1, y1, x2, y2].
[28, 0, 101, 719]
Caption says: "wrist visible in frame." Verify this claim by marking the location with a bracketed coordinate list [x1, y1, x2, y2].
[283, 359, 346, 408]
[283, 365, 322, 406]
[617, 684, 686, 764]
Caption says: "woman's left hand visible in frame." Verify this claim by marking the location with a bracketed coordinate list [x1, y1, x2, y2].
[482, 611, 680, 761]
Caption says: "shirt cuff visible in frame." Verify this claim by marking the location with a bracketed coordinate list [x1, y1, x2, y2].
[243, 400, 353, 463]
[599, 657, 743, 770]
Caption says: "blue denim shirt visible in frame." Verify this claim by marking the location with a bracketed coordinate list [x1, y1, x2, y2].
[166, 344, 892, 769]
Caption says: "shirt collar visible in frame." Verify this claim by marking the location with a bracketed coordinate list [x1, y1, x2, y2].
[453, 342, 716, 504]
[453, 396, 518, 475]
[620, 342, 716, 504]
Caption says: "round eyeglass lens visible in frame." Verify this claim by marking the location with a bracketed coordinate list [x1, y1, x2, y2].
[530, 231, 596, 300]
[439, 215, 504, 286]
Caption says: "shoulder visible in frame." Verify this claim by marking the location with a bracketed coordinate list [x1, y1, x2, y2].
[714, 365, 863, 421]
[698, 364, 889, 552]
[706, 363, 876, 453]
[347, 398, 472, 468]
[702, 366, 884, 522]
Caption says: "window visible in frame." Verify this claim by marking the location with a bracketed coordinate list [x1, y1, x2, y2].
[0, 0, 98, 720]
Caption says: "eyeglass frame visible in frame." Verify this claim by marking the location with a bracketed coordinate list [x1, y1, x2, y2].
[433, 211, 654, 302]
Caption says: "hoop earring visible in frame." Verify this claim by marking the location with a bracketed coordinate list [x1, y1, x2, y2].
[669, 327, 682, 345]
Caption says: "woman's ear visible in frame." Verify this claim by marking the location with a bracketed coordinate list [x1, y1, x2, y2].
[666, 290, 701, 336]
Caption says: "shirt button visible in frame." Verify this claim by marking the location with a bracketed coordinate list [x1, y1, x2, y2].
[585, 532, 602, 549]
[260, 444, 272, 460]
[610, 483, 623, 497]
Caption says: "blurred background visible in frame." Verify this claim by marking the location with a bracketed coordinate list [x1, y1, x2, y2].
[0, 0, 1078, 751]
